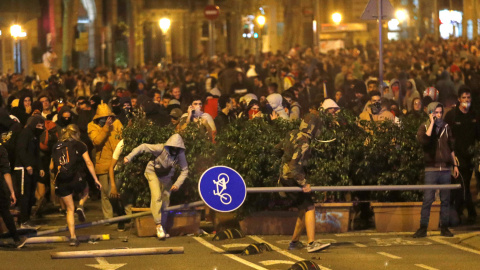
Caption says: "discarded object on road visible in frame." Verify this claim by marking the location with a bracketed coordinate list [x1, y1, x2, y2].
[212, 228, 245, 241]
[33, 201, 204, 237]
[25, 234, 110, 244]
[50, 247, 184, 259]
[288, 260, 321, 270]
[241, 242, 272, 255]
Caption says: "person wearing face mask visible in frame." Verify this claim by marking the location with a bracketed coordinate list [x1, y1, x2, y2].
[55, 106, 76, 137]
[359, 91, 395, 125]
[414, 102, 459, 238]
[124, 134, 188, 240]
[88, 102, 123, 220]
[444, 86, 479, 225]
[14, 115, 45, 229]
[181, 96, 216, 139]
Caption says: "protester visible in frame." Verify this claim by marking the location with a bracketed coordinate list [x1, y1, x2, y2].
[413, 102, 459, 238]
[124, 134, 188, 240]
[51, 124, 102, 246]
[276, 114, 331, 252]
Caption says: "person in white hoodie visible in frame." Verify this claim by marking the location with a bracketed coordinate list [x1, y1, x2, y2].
[124, 134, 188, 240]
[266, 93, 290, 120]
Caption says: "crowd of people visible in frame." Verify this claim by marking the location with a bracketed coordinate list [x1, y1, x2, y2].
[1, 35, 480, 247]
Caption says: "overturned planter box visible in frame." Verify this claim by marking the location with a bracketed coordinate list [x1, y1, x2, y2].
[315, 203, 354, 233]
[133, 208, 200, 237]
[371, 201, 441, 232]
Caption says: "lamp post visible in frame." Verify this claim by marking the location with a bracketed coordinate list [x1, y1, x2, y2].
[256, 15, 266, 57]
[10, 24, 26, 73]
[159, 18, 172, 64]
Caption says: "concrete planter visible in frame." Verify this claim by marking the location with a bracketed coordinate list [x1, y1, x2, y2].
[239, 203, 354, 235]
[239, 211, 298, 235]
[315, 203, 354, 233]
[133, 208, 200, 237]
[371, 201, 441, 232]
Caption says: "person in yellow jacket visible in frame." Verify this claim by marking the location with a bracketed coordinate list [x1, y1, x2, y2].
[88, 102, 123, 219]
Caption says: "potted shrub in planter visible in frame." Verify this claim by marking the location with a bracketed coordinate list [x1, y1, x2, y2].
[363, 114, 442, 232]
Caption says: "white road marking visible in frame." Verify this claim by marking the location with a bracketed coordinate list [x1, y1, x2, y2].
[415, 264, 439, 270]
[193, 237, 268, 270]
[259, 260, 296, 266]
[352, 242, 367, 248]
[85, 257, 126, 270]
[371, 238, 431, 247]
[248, 235, 332, 270]
[222, 243, 251, 249]
[377, 252, 402, 259]
[430, 236, 480, 255]
[336, 232, 440, 237]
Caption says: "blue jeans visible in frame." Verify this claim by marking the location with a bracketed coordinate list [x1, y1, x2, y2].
[420, 170, 451, 227]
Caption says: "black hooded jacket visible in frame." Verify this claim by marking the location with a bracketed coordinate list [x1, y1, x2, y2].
[15, 116, 44, 169]
[0, 108, 23, 168]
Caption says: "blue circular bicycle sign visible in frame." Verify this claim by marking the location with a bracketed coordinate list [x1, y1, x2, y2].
[199, 166, 247, 212]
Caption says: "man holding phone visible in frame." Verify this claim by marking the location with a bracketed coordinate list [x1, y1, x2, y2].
[414, 102, 459, 238]
[88, 102, 123, 219]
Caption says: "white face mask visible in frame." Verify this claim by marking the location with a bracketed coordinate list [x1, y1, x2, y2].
[461, 102, 471, 110]
[194, 107, 202, 116]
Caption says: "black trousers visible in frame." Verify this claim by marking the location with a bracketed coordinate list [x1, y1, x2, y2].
[13, 168, 37, 224]
[0, 186, 19, 241]
[453, 165, 477, 218]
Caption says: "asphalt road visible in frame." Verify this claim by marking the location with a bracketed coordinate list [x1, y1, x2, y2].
[2, 201, 480, 270]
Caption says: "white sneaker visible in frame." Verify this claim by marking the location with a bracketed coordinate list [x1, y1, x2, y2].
[156, 225, 166, 239]
[307, 242, 331, 253]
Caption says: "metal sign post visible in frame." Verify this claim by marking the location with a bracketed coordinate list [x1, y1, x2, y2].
[361, 0, 394, 91]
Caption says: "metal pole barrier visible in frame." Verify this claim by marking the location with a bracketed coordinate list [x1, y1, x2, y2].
[25, 234, 110, 244]
[35, 201, 205, 237]
[51, 247, 184, 259]
[246, 184, 461, 193]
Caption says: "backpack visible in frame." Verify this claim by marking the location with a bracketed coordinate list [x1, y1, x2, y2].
[52, 140, 79, 182]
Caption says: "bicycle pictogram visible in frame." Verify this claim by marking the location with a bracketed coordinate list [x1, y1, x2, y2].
[213, 173, 232, 205]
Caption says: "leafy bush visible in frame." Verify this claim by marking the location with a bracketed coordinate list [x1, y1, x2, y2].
[119, 111, 428, 209]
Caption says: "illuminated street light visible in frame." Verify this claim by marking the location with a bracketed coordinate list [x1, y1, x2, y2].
[256, 15, 266, 28]
[159, 18, 171, 34]
[395, 9, 408, 23]
[10, 24, 26, 39]
[332, 12, 342, 25]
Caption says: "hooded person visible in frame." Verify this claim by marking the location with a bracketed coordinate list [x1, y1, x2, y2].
[88, 102, 123, 220]
[11, 94, 33, 126]
[403, 79, 420, 112]
[14, 115, 45, 228]
[275, 113, 331, 253]
[414, 101, 459, 238]
[0, 108, 23, 168]
[56, 106, 76, 135]
[266, 93, 289, 120]
[321, 99, 340, 115]
[124, 134, 188, 240]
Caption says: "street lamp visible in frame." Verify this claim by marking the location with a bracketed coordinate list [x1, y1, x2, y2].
[158, 18, 172, 64]
[332, 12, 342, 25]
[256, 15, 266, 27]
[395, 9, 408, 23]
[159, 18, 171, 34]
[10, 24, 27, 73]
